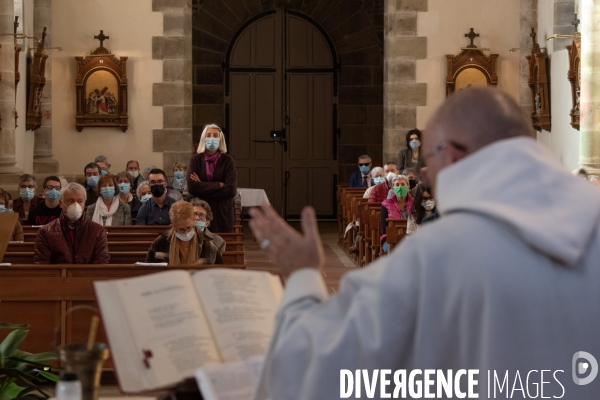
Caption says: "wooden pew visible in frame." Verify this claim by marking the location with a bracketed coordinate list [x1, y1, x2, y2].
[358, 202, 381, 266]
[21, 224, 244, 234]
[0, 264, 245, 367]
[386, 218, 408, 253]
[6, 240, 245, 253]
[338, 188, 365, 247]
[23, 231, 244, 243]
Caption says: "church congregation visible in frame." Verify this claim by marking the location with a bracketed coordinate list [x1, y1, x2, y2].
[2, 0, 600, 399]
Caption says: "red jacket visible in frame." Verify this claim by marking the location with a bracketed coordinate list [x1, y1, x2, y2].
[368, 182, 390, 203]
[34, 213, 110, 264]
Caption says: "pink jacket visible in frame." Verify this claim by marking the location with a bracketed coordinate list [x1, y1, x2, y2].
[380, 195, 413, 245]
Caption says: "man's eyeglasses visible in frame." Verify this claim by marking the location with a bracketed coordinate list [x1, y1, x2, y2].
[358, 163, 370, 167]
[423, 141, 467, 159]
[149, 180, 166, 186]
[44, 185, 61, 191]
[20, 185, 35, 189]
[194, 213, 208, 221]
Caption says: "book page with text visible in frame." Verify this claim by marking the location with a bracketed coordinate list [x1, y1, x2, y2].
[114, 270, 223, 390]
[195, 355, 264, 400]
[192, 269, 283, 363]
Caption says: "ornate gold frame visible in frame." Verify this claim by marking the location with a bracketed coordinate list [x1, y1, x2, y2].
[566, 32, 581, 130]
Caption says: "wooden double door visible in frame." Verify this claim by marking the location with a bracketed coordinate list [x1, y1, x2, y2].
[226, 9, 338, 219]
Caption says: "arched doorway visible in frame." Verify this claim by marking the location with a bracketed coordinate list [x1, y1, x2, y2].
[224, 9, 339, 219]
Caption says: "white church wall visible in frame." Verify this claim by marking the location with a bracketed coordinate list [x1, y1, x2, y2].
[416, 0, 521, 129]
[52, 0, 164, 175]
[536, 0, 580, 171]
[14, 0, 34, 173]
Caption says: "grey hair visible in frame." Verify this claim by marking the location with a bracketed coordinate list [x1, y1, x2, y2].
[402, 168, 417, 177]
[60, 182, 87, 201]
[370, 167, 384, 177]
[190, 197, 214, 221]
[95, 155, 108, 164]
[136, 180, 150, 198]
[392, 174, 409, 185]
[19, 174, 37, 187]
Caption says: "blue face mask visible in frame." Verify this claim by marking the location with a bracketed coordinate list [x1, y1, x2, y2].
[0, 205, 6, 212]
[359, 165, 370, 175]
[140, 194, 152, 203]
[175, 229, 195, 242]
[87, 176, 100, 187]
[195, 220, 206, 231]
[118, 183, 131, 194]
[205, 138, 220, 152]
[100, 187, 116, 199]
[101, 170, 108, 175]
[19, 188, 35, 200]
[174, 171, 185, 179]
[46, 189, 60, 201]
[372, 177, 385, 185]
[409, 140, 421, 150]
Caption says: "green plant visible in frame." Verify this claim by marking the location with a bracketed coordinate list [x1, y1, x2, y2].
[0, 322, 59, 400]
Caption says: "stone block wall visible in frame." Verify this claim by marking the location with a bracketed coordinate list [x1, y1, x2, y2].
[152, 0, 194, 173]
[192, 0, 385, 184]
[383, 0, 428, 164]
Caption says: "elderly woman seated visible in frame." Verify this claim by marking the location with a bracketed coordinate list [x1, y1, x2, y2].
[86, 174, 131, 226]
[145, 200, 223, 265]
[363, 167, 385, 199]
[190, 197, 226, 253]
[132, 180, 151, 219]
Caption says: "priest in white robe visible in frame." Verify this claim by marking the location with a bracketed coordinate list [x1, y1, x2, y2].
[249, 87, 600, 400]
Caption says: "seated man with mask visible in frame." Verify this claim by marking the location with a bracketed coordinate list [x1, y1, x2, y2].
[34, 182, 109, 264]
[136, 169, 176, 225]
[83, 162, 101, 207]
[26, 176, 63, 225]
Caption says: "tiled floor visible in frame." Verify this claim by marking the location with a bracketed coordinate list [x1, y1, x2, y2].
[243, 221, 358, 293]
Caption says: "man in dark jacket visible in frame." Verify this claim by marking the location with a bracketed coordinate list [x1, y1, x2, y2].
[348, 155, 372, 188]
[34, 182, 109, 264]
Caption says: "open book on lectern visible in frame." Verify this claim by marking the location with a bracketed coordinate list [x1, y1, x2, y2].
[94, 268, 283, 394]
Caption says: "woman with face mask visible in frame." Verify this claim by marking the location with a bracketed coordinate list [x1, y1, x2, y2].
[379, 175, 413, 253]
[131, 181, 151, 220]
[363, 167, 385, 199]
[407, 185, 438, 235]
[86, 174, 132, 226]
[116, 171, 140, 216]
[190, 197, 226, 253]
[145, 200, 223, 265]
[397, 129, 425, 173]
[187, 124, 238, 233]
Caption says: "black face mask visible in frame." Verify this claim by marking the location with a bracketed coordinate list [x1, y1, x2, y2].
[150, 184, 165, 198]
[409, 179, 418, 189]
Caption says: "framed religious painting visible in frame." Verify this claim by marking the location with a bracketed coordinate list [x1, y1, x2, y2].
[446, 28, 499, 96]
[75, 31, 128, 132]
[566, 32, 581, 130]
[526, 28, 551, 131]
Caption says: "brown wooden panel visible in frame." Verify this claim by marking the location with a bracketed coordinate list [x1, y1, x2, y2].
[312, 74, 332, 160]
[312, 29, 332, 67]
[255, 16, 276, 67]
[237, 167, 251, 188]
[66, 300, 113, 368]
[289, 74, 309, 160]
[231, 74, 251, 160]
[255, 74, 275, 160]
[287, 168, 308, 215]
[0, 301, 61, 354]
[288, 17, 308, 67]
[311, 167, 333, 215]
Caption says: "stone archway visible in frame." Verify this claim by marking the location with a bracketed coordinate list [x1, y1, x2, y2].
[192, 0, 384, 183]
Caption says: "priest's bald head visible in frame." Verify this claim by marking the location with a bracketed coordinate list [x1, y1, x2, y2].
[423, 87, 534, 194]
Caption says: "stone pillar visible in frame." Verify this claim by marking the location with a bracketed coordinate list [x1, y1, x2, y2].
[519, 0, 537, 117]
[32, 0, 58, 174]
[383, 0, 427, 164]
[579, 0, 600, 175]
[0, 2, 20, 177]
[152, 0, 193, 173]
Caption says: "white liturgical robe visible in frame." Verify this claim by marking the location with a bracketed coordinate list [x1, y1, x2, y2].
[254, 137, 600, 399]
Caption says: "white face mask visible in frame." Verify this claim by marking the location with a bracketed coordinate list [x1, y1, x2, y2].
[422, 199, 436, 211]
[66, 202, 83, 221]
[128, 170, 139, 179]
[175, 229, 195, 242]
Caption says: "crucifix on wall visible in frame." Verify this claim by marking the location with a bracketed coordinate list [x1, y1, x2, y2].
[526, 27, 551, 131]
[464, 28, 479, 48]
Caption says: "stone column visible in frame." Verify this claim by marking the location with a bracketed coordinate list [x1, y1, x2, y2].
[152, 0, 193, 172]
[383, 0, 427, 164]
[579, 0, 600, 175]
[32, 0, 58, 174]
[0, 1, 20, 177]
